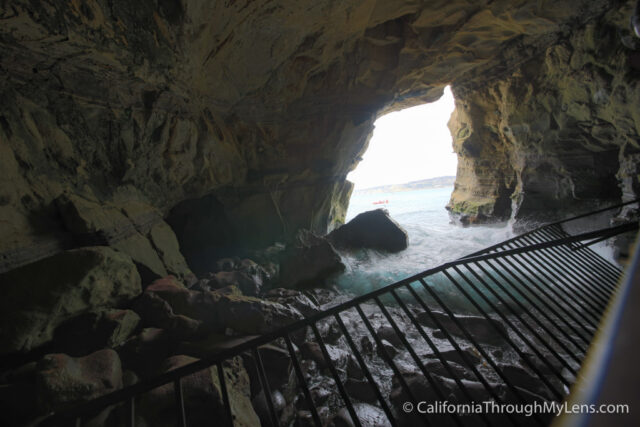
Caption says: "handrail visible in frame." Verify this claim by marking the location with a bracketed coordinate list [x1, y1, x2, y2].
[462, 199, 639, 258]
[41, 220, 636, 426]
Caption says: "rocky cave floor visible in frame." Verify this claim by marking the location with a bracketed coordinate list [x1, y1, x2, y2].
[0, 243, 589, 427]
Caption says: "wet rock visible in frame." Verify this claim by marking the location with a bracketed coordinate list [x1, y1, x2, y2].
[376, 325, 404, 348]
[35, 349, 122, 412]
[359, 336, 374, 356]
[249, 243, 285, 271]
[301, 342, 328, 366]
[331, 403, 391, 427]
[300, 359, 318, 379]
[0, 246, 141, 355]
[238, 258, 269, 287]
[346, 356, 365, 380]
[310, 385, 334, 406]
[279, 230, 345, 288]
[301, 342, 349, 370]
[376, 339, 398, 360]
[423, 359, 478, 382]
[328, 209, 408, 253]
[416, 310, 509, 346]
[144, 276, 302, 334]
[318, 321, 344, 344]
[137, 355, 259, 427]
[344, 378, 378, 403]
[264, 288, 320, 317]
[433, 330, 447, 340]
[424, 348, 483, 368]
[53, 308, 141, 356]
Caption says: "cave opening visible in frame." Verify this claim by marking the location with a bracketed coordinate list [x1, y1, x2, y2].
[333, 87, 514, 295]
[346, 86, 458, 203]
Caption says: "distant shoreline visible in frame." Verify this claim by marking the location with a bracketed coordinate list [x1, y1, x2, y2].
[354, 176, 455, 195]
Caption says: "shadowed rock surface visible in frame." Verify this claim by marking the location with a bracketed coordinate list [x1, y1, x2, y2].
[35, 349, 123, 413]
[279, 230, 346, 288]
[1, 0, 638, 273]
[0, 1, 639, 425]
[0, 246, 141, 355]
[328, 209, 409, 252]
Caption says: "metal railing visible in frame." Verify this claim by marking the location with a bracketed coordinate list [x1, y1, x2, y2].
[41, 203, 638, 427]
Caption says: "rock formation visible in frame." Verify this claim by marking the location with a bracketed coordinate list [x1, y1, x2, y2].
[1, 0, 637, 273]
[0, 246, 141, 355]
[1, 0, 640, 424]
[328, 209, 409, 252]
[447, 3, 640, 224]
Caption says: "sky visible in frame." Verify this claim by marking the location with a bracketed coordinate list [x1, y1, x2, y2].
[347, 86, 458, 190]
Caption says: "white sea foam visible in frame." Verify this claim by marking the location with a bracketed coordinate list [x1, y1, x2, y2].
[330, 186, 514, 295]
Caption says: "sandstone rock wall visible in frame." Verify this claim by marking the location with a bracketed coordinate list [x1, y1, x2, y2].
[0, 0, 631, 272]
[448, 3, 640, 224]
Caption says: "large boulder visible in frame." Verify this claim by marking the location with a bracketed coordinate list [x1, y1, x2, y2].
[56, 194, 193, 284]
[279, 230, 345, 288]
[264, 288, 321, 317]
[142, 276, 303, 335]
[35, 349, 123, 412]
[328, 209, 408, 252]
[0, 246, 141, 355]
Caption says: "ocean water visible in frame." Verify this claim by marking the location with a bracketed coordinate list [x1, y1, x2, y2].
[330, 186, 514, 295]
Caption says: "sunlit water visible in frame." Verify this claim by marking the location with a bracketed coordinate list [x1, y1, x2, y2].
[330, 186, 514, 295]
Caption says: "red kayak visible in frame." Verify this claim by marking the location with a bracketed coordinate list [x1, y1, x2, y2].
[372, 199, 389, 205]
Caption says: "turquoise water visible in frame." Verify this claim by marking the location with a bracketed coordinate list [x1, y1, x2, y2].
[331, 186, 514, 296]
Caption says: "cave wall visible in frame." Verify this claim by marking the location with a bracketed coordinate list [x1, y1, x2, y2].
[448, 4, 640, 224]
[0, 0, 633, 273]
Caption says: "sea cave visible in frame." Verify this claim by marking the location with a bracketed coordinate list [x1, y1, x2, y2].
[0, 1, 639, 426]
